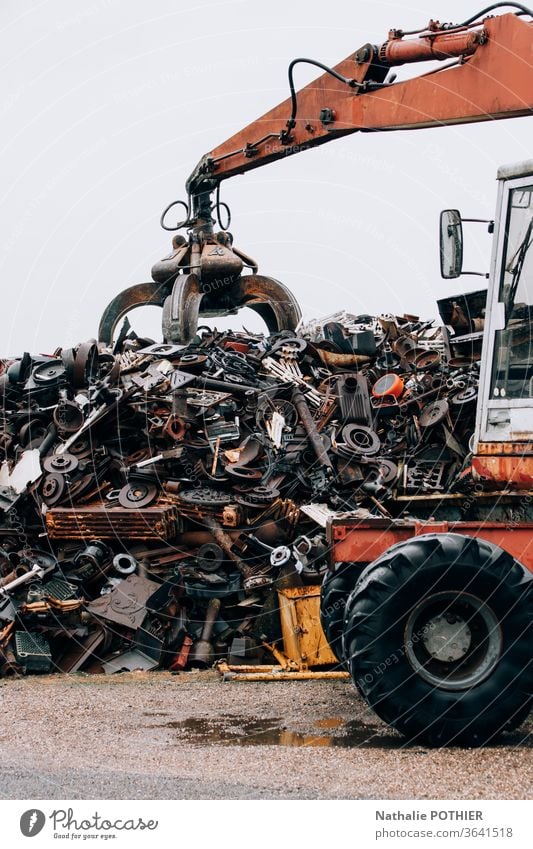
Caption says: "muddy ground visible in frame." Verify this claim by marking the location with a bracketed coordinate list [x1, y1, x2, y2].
[0, 671, 530, 799]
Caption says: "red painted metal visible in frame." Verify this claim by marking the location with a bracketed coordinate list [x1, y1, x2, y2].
[199, 14, 533, 185]
[328, 518, 533, 573]
[472, 454, 533, 488]
[381, 29, 484, 64]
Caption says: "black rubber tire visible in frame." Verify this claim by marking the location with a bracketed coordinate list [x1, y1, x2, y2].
[320, 564, 361, 665]
[342, 533, 532, 746]
[503, 695, 533, 734]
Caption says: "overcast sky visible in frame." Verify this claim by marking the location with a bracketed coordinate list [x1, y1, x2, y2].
[1, 0, 532, 353]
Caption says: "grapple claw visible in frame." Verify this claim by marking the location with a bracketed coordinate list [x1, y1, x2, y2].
[162, 273, 203, 344]
[99, 189, 302, 345]
[98, 281, 169, 346]
[162, 272, 302, 343]
[230, 273, 302, 335]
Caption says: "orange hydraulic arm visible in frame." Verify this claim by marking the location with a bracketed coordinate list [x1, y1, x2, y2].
[187, 9, 533, 195]
[99, 6, 533, 346]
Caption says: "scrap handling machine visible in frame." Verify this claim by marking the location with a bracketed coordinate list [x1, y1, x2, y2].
[18, 4, 533, 744]
[99, 3, 533, 744]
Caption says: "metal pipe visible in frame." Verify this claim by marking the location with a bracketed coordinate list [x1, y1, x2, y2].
[38, 424, 58, 456]
[189, 597, 221, 667]
[195, 377, 261, 395]
[291, 388, 335, 474]
[220, 668, 350, 681]
[204, 516, 254, 580]
[180, 530, 240, 546]
[0, 563, 45, 595]
[200, 598, 221, 642]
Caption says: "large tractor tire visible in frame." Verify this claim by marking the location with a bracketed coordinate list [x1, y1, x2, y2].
[320, 564, 360, 665]
[342, 533, 532, 746]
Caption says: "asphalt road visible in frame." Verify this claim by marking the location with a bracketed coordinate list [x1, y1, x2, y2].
[0, 671, 530, 799]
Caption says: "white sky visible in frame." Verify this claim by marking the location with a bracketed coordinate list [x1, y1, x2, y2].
[0, 0, 532, 353]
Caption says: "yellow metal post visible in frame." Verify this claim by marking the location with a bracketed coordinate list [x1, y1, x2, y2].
[216, 586, 348, 681]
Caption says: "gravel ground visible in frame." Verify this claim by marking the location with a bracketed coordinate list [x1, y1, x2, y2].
[0, 671, 530, 800]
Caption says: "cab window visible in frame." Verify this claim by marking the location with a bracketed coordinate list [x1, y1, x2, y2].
[491, 185, 533, 399]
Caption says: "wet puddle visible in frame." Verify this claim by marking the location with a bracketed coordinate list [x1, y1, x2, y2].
[161, 714, 404, 748]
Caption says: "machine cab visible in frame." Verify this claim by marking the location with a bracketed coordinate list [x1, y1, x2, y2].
[474, 160, 533, 485]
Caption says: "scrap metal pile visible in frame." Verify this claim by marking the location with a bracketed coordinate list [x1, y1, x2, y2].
[0, 300, 482, 675]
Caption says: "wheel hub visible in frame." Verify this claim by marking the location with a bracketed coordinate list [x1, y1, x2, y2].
[422, 613, 471, 662]
[404, 591, 502, 691]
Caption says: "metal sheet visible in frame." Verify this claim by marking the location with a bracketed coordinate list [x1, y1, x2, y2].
[86, 575, 160, 629]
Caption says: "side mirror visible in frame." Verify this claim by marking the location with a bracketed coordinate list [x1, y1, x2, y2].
[439, 209, 463, 279]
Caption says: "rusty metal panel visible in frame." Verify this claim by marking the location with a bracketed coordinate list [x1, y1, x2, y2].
[472, 454, 533, 488]
[86, 575, 160, 629]
[45, 502, 181, 540]
[476, 442, 533, 455]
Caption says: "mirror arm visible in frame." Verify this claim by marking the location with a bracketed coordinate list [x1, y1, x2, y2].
[461, 218, 495, 233]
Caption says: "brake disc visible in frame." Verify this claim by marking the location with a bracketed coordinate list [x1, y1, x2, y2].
[118, 480, 158, 509]
[419, 399, 449, 428]
[126, 448, 151, 466]
[363, 459, 399, 486]
[176, 353, 208, 371]
[41, 473, 66, 506]
[69, 437, 94, 459]
[43, 453, 79, 474]
[450, 386, 478, 407]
